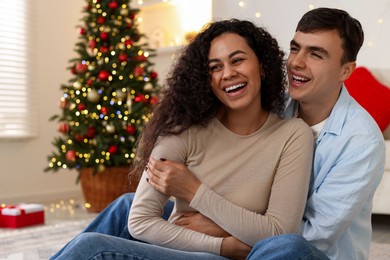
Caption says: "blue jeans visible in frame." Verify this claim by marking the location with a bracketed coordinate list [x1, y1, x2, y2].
[52, 193, 328, 260]
[83, 193, 174, 239]
[51, 193, 226, 260]
[247, 234, 329, 260]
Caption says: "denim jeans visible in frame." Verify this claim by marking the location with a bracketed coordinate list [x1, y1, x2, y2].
[50, 193, 226, 260]
[51, 193, 328, 260]
[247, 233, 329, 260]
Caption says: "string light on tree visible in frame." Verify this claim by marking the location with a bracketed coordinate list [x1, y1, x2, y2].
[45, 0, 160, 174]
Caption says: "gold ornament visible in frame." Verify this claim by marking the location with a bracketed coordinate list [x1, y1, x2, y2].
[115, 89, 126, 100]
[97, 164, 106, 173]
[143, 82, 153, 91]
[106, 124, 115, 133]
[120, 9, 129, 16]
[73, 81, 82, 89]
[87, 89, 100, 102]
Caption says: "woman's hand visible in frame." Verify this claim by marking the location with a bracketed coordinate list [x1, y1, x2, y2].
[147, 157, 201, 202]
[220, 236, 252, 260]
[175, 212, 231, 237]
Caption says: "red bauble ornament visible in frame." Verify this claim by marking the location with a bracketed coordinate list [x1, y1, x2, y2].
[98, 70, 110, 81]
[87, 78, 93, 85]
[118, 53, 128, 62]
[124, 39, 133, 46]
[134, 94, 147, 103]
[74, 133, 84, 142]
[79, 28, 86, 35]
[100, 32, 109, 41]
[66, 150, 76, 162]
[86, 126, 96, 139]
[97, 16, 106, 24]
[77, 103, 86, 111]
[88, 40, 96, 50]
[129, 13, 136, 20]
[100, 107, 108, 115]
[58, 123, 69, 133]
[75, 63, 88, 74]
[150, 71, 158, 79]
[108, 1, 118, 9]
[126, 125, 136, 135]
[70, 66, 77, 75]
[86, 5, 91, 11]
[150, 96, 159, 105]
[99, 46, 109, 53]
[108, 145, 118, 154]
[134, 54, 147, 62]
[134, 66, 144, 77]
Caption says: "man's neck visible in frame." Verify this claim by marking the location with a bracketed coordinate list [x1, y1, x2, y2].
[297, 87, 342, 126]
[298, 102, 333, 127]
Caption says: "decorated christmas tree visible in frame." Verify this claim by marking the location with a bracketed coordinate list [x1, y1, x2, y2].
[45, 0, 159, 175]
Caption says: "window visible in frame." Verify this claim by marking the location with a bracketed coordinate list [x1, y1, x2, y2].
[0, 0, 35, 139]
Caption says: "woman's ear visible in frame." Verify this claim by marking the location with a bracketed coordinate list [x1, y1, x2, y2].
[341, 61, 356, 81]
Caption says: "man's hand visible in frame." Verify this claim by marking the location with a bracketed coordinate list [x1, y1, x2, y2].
[146, 157, 201, 202]
[176, 212, 249, 259]
[174, 212, 231, 237]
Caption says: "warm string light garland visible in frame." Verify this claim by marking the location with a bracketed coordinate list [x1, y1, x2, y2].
[136, 0, 389, 56]
[45, 199, 98, 217]
[237, 0, 389, 51]
[46, 0, 160, 174]
[1, 199, 90, 218]
[46, 199, 78, 216]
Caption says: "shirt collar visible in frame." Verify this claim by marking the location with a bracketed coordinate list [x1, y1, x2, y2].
[285, 84, 353, 140]
[317, 85, 351, 139]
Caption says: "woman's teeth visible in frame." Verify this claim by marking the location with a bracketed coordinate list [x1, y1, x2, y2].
[225, 83, 246, 93]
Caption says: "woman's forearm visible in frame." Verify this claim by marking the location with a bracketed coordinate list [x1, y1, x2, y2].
[220, 236, 251, 260]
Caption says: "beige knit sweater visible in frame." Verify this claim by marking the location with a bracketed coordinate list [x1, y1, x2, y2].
[129, 113, 313, 255]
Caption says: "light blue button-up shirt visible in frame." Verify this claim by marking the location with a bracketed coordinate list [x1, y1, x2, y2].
[285, 85, 385, 260]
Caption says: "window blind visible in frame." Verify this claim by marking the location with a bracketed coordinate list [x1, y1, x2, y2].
[0, 0, 35, 139]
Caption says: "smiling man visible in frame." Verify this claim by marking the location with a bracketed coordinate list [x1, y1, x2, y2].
[248, 7, 385, 260]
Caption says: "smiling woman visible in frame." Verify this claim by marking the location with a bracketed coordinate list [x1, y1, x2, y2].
[0, 0, 36, 139]
[50, 19, 314, 260]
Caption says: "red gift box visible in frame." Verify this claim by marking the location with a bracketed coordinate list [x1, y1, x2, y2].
[0, 203, 45, 228]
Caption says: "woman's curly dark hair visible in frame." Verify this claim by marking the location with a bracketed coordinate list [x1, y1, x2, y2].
[130, 19, 286, 175]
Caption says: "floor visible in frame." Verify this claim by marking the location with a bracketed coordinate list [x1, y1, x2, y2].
[0, 198, 97, 231]
[1, 198, 390, 253]
[44, 198, 98, 223]
[372, 214, 390, 244]
[42, 198, 390, 243]
[36, 198, 390, 244]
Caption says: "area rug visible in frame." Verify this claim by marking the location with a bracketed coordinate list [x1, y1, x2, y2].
[1, 219, 389, 260]
[0, 218, 94, 260]
[370, 242, 390, 259]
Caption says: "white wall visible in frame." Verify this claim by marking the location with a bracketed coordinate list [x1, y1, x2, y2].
[212, 0, 390, 70]
[1, 0, 389, 204]
[0, 0, 84, 204]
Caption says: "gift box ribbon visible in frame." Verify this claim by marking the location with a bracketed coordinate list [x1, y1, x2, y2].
[0, 204, 43, 216]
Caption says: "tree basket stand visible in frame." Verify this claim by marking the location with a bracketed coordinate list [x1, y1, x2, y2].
[79, 166, 140, 213]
